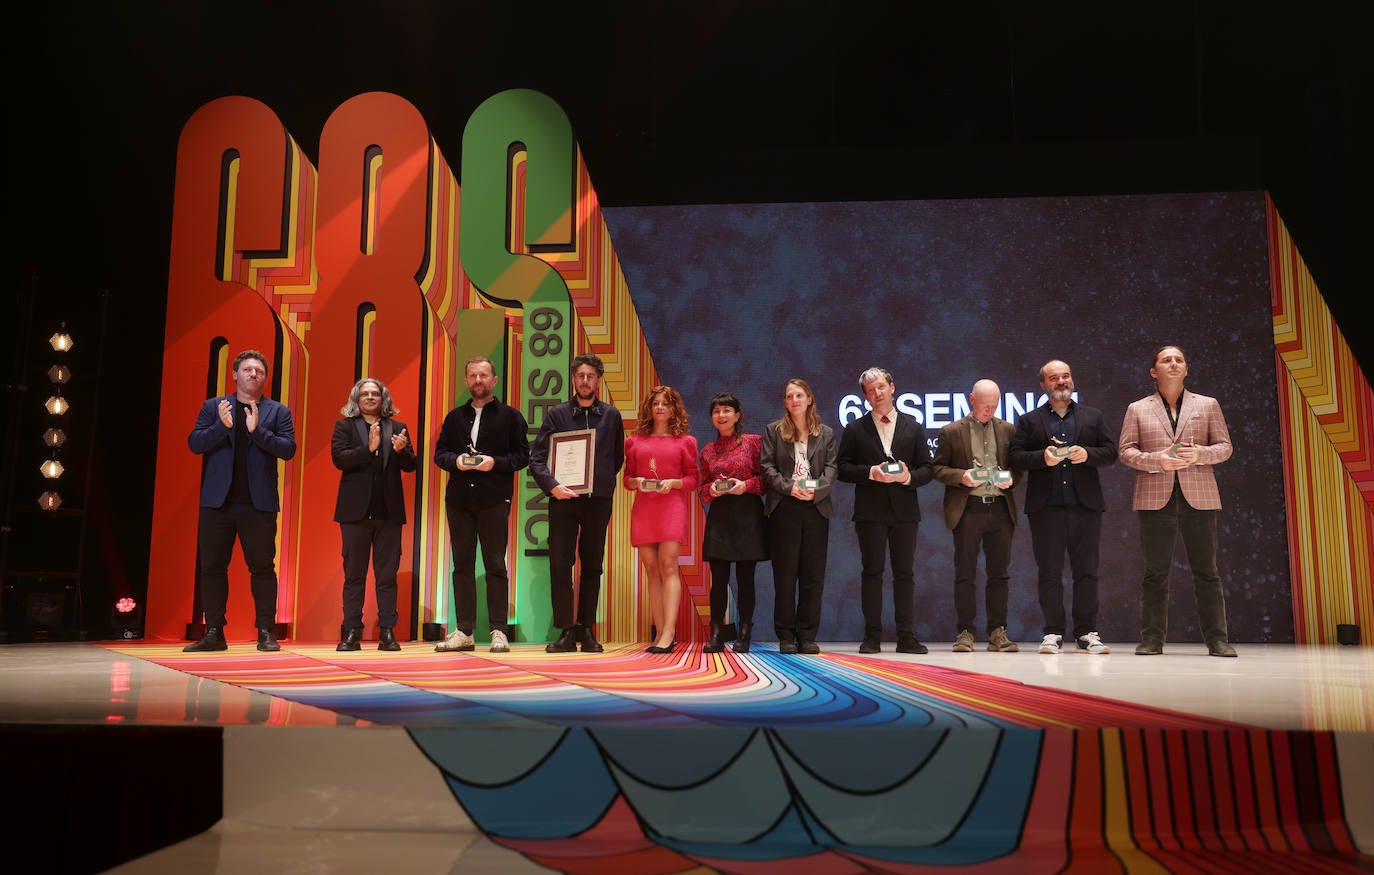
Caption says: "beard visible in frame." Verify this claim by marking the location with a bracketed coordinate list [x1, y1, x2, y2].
[1050, 388, 1073, 403]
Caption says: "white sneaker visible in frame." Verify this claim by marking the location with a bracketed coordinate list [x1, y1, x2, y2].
[489, 630, 510, 653]
[1077, 631, 1111, 654]
[435, 629, 475, 652]
[1038, 633, 1062, 654]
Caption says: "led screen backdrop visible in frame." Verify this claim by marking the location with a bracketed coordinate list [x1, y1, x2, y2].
[602, 192, 1291, 643]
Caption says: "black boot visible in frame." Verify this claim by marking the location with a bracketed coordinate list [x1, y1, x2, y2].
[336, 626, 361, 651]
[732, 622, 753, 653]
[703, 623, 727, 653]
[579, 625, 604, 653]
[377, 628, 401, 652]
[183, 627, 227, 652]
[256, 628, 281, 652]
[546, 626, 579, 653]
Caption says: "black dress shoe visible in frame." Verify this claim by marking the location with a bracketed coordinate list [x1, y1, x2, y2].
[1207, 640, 1238, 658]
[703, 623, 727, 653]
[732, 622, 752, 653]
[646, 641, 676, 654]
[183, 627, 227, 652]
[778, 640, 799, 654]
[336, 627, 362, 652]
[256, 628, 281, 652]
[859, 637, 881, 654]
[895, 636, 928, 655]
[378, 628, 401, 652]
[1134, 640, 1164, 655]
[798, 640, 821, 654]
[579, 626, 604, 653]
[545, 627, 579, 653]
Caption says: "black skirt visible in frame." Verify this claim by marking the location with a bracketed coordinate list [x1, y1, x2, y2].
[701, 493, 768, 562]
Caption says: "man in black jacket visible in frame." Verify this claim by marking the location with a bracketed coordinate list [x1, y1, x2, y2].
[529, 353, 626, 653]
[1009, 360, 1118, 655]
[434, 357, 530, 654]
[837, 367, 934, 654]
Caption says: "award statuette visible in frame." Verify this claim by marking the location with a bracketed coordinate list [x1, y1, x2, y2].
[640, 458, 662, 492]
[712, 477, 735, 494]
[881, 456, 903, 476]
[459, 445, 482, 468]
[991, 468, 1013, 486]
[1166, 438, 1194, 458]
[1048, 436, 1072, 459]
[796, 477, 820, 490]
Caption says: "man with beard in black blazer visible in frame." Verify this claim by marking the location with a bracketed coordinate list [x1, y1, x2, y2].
[837, 367, 934, 654]
[1009, 360, 1118, 656]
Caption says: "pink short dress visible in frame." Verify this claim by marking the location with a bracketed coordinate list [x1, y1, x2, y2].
[625, 433, 698, 546]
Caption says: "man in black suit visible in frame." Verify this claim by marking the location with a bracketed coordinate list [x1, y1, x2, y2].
[184, 349, 297, 653]
[330, 378, 418, 652]
[1009, 360, 1118, 655]
[837, 367, 934, 654]
[932, 379, 1020, 653]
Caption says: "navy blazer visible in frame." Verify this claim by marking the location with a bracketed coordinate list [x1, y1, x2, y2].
[836, 412, 933, 524]
[188, 395, 297, 512]
[332, 416, 418, 523]
[1008, 402, 1117, 514]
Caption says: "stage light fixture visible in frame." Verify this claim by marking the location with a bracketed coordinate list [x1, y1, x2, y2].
[43, 428, 67, 447]
[40, 459, 64, 479]
[37, 491, 63, 511]
[47, 364, 72, 385]
[49, 328, 74, 352]
[45, 394, 69, 415]
[112, 597, 143, 639]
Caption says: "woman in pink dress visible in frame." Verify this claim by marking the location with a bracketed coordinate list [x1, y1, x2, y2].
[624, 386, 698, 653]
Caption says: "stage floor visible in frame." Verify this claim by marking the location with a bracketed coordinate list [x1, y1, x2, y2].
[3, 640, 1371, 873]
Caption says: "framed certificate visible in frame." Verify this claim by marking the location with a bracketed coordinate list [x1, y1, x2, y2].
[551, 428, 596, 495]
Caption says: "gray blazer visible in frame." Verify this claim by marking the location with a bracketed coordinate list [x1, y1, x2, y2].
[760, 419, 838, 519]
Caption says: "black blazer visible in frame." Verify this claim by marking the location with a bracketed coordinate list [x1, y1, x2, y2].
[331, 416, 418, 524]
[1008, 402, 1117, 514]
[434, 397, 530, 509]
[836, 412, 933, 524]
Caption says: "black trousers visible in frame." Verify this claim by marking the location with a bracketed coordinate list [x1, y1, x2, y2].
[547, 496, 613, 629]
[339, 519, 402, 631]
[447, 501, 512, 635]
[768, 498, 829, 643]
[708, 560, 757, 625]
[856, 520, 919, 637]
[1028, 503, 1102, 639]
[196, 503, 278, 630]
[1139, 487, 1229, 644]
[952, 499, 1013, 635]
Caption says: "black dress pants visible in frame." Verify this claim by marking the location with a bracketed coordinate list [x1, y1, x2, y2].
[952, 499, 1013, 635]
[1138, 487, 1229, 644]
[339, 518, 402, 630]
[447, 501, 513, 635]
[1028, 503, 1102, 639]
[768, 498, 829, 643]
[547, 496, 613, 629]
[856, 520, 919, 638]
[196, 503, 279, 630]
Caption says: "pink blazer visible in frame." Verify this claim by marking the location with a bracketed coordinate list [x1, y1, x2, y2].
[1119, 390, 1232, 511]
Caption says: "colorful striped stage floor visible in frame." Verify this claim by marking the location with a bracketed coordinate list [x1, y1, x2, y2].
[65, 640, 1371, 874]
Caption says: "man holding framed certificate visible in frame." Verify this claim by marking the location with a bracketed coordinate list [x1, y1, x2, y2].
[529, 353, 626, 653]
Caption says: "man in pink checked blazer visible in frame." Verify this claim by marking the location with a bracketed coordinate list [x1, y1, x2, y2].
[1119, 345, 1237, 658]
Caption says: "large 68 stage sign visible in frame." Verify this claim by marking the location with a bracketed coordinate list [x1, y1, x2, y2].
[146, 90, 663, 644]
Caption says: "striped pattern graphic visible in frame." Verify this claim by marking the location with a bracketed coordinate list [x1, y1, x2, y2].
[101, 642, 1369, 871]
[1269, 196, 1374, 645]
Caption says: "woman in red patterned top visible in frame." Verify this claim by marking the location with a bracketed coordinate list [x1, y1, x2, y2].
[697, 392, 768, 652]
[624, 386, 698, 653]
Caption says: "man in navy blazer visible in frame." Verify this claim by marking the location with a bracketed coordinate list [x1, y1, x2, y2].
[1008, 360, 1117, 656]
[837, 367, 934, 654]
[184, 349, 297, 653]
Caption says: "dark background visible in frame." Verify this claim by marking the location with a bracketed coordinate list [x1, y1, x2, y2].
[605, 193, 1289, 642]
[5, 1, 1366, 638]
